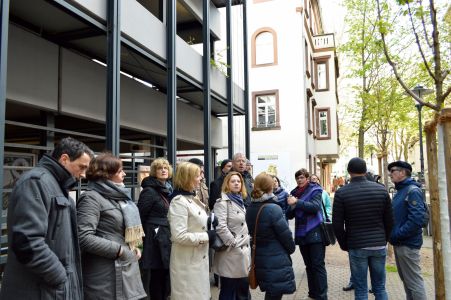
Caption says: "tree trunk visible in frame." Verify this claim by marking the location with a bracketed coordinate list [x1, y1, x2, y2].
[424, 120, 445, 300]
[358, 125, 365, 158]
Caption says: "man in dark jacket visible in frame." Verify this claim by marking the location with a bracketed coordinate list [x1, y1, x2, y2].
[209, 154, 253, 210]
[388, 161, 427, 300]
[0, 137, 93, 299]
[333, 157, 393, 300]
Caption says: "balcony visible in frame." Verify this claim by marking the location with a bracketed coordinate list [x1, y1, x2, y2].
[313, 33, 335, 50]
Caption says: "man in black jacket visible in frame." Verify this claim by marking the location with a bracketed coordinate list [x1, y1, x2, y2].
[209, 153, 254, 210]
[0, 137, 93, 299]
[333, 157, 393, 300]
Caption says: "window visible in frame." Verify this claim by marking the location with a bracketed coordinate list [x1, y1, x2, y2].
[252, 28, 278, 67]
[314, 56, 330, 91]
[316, 108, 331, 139]
[252, 90, 280, 130]
[306, 89, 313, 134]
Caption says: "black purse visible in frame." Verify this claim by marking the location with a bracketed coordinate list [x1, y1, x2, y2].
[211, 201, 229, 252]
[320, 198, 336, 246]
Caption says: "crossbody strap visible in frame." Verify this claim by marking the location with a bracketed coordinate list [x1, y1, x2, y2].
[251, 204, 269, 264]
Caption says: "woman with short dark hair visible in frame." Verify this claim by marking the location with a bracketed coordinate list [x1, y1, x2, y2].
[287, 168, 328, 300]
[77, 153, 146, 300]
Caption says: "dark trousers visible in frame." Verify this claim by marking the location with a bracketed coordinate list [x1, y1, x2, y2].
[219, 276, 250, 300]
[264, 293, 282, 300]
[299, 242, 328, 300]
[149, 268, 170, 300]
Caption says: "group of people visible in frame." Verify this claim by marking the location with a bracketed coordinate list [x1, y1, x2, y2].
[333, 157, 429, 300]
[0, 136, 428, 300]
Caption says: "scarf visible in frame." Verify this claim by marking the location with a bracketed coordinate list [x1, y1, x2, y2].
[227, 192, 244, 208]
[290, 183, 323, 237]
[252, 192, 277, 203]
[90, 180, 145, 250]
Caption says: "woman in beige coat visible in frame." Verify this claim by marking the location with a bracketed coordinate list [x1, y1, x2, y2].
[168, 162, 216, 300]
[213, 171, 251, 300]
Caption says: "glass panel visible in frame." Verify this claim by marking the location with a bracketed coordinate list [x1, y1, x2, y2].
[319, 111, 328, 137]
[256, 32, 274, 65]
[255, 94, 276, 128]
[317, 63, 327, 89]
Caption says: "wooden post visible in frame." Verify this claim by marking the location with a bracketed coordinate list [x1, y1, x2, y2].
[424, 119, 445, 299]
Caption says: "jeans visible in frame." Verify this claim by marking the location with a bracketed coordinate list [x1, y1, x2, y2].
[219, 276, 250, 300]
[394, 246, 427, 300]
[349, 248, 388, 300]
[299, 242, 328, 300]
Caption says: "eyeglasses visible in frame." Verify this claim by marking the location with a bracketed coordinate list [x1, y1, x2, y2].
[389, 168, 402, 173]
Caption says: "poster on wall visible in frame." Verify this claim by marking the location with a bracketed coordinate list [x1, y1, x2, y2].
[251, 152, 295, 191]
[2, 152, 37, 210]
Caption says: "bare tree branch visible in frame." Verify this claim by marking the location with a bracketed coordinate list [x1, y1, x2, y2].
[418, 0, 433, 48]
[406, 2, 435, 80]
[375, 0, 439, 111]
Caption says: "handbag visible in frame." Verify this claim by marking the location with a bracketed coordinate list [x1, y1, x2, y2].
[320, 199, 336, 246]
[249, 203, 269, 289]
[211, 201, 229, 252]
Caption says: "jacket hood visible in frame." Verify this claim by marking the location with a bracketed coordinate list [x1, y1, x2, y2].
[395, 177, 421, 190]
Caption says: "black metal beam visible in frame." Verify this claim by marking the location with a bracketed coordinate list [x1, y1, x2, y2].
[243, 0, 250, 159]
[106, 0, 121, 155]
[48, 27, 103, 42]
[226, 0, 234, 157]
[166, 0, 177, 165]
[202, 0, 212, 186]
[0, 0, 9, 227]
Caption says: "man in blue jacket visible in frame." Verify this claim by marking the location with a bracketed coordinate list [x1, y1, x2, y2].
[388, 161, 427, 300]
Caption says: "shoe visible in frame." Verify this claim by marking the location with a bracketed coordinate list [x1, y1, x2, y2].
[342, 283, 354, 291]
[369, 289, 373, 294]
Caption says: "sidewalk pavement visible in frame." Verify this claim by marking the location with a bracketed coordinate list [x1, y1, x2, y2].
[211, 224, 435, 299]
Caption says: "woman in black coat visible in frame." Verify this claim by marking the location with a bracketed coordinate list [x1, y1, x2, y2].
[246, 173, 296, 300]
[137, 158, 173, 300]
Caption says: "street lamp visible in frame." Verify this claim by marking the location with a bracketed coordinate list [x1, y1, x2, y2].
[410, 85, 434, 185]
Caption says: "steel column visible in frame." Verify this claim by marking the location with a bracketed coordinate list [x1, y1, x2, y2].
[202, 0, 212, 186]
[106, 0, 121, 155]
[242, 0, 250, 159]
[0, 0, 10, 227]
[166, 0, 177, 165]
[226, 0, 234, 158]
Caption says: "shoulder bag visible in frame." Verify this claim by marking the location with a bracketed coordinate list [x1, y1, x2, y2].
[211, 201, 229, 251]
[249, 203, 269, 289]
[320, 199, 336, 246]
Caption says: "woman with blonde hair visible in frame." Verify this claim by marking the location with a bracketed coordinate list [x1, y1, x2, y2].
[168, 162, 216, 300]
[77, 153, 146, 299]
[138, 158, 173, 299]
[246, 173, 296, 300]
[213, 171, 250, 300]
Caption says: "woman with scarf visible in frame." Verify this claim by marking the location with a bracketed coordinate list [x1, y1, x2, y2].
[271, 175, 289, 219]
[310, 174, 332, 220]
[77, 153, 146, 300]
[168, 162, 216, 300]
[286, 168, 328, 300]
[212, 171, 251, 299]
[246, 173, 296, 300]
[138, 158, 173, 300]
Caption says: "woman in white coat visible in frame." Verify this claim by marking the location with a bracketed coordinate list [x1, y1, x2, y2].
[213, 171, 251, 300]
[168, 162, 216, 300]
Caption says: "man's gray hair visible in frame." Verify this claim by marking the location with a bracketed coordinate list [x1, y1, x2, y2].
[232, 153, 246, 161]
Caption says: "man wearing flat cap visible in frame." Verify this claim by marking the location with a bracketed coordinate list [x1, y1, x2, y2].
[333, 157, 393, 299]
[388, 160, 427, 300]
